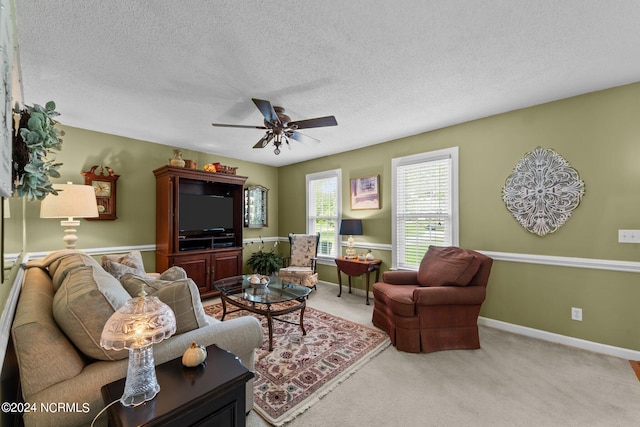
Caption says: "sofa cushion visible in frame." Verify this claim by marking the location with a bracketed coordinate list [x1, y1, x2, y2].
[101, 251, 147, 279]
[417, 246, 481, 287]
[372, 282, 418, 317]
[38, 250, 103, 291]
[119, 274, 209, 335]
[12, 266, 87, 399]
[279, 270, 318, 288]
[53, 266, 131, 361]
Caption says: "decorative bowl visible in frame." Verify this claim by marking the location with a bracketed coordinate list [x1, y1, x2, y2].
[248, 274, 270, 287]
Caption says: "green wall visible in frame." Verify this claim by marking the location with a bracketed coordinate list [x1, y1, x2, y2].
[4, 126, 280, 270]
[5, 82, 640, 351]
[278, 82, 640, 351]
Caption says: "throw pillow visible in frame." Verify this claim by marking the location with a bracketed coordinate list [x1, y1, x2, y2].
[53, 266, 131, 361]
[119, 274, 167, 296]
[417, 246, 482, 287]
[44, 251, 102, 291]
[158, 266, 188, 281]
[101, 251, 147, 279]
[119, 274, 209, 335]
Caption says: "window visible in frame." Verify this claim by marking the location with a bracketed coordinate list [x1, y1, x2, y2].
[306, 169, 341, 259]
[392, 147, 458, 270]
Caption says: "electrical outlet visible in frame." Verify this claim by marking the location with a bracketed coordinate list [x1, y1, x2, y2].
[618, 230, 640, 243]
[571, 307, 583, 321]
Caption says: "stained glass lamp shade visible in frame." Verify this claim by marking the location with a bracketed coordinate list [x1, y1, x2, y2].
[100, 289, 176, 407]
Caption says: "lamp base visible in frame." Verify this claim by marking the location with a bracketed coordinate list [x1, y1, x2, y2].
[345, 235, 356, 258]
[121, 345, 160, 407]
[60, 219, 80, 249]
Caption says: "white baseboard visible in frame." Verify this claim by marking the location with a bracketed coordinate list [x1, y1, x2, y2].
[320, 280, 640, 360]
[319, 280, 372, 299]
[478, 316, 640, 360]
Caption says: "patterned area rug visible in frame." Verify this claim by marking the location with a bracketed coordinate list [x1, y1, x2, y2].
[204, 302, 390, 426]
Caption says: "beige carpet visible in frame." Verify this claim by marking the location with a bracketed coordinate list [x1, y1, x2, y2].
[209, 282, 640, 426]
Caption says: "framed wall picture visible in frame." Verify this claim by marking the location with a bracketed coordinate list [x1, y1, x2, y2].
[350, 175, 380, 210]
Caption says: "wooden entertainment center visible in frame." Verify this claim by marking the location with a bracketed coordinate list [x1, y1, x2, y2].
[154, 165, 247, 299]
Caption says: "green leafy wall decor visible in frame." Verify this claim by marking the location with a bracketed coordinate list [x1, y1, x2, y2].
[12, 101, 64, 200]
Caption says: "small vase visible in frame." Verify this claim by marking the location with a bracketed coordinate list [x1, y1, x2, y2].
[365, 250, 374, 261]
[170, 150, 186, 167]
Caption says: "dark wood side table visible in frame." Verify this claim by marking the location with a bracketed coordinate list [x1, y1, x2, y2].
[101, 344, 254, 427]
[335, 256, 382, 305]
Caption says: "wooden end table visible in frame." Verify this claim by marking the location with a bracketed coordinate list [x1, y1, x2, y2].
[101, 344, 254, 427]
[334, 256, 382, 305]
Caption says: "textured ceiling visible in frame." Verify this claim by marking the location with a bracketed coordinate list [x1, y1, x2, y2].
[14, 1, 640, 167]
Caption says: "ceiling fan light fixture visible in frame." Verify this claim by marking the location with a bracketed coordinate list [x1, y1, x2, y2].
[211, 98, 337, 156]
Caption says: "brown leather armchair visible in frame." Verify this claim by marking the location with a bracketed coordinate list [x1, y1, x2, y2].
[372, 246, 493, 353]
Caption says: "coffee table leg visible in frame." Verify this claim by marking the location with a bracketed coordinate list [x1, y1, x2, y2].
[220, 297, 228, 321]
[337, 266, 342, 297]
[300, 302, 307, 336]
[267, 310, 274, 352]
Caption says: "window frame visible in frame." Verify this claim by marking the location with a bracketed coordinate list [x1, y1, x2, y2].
[306, 168, 342, 262]
[391, 147, 459, 270]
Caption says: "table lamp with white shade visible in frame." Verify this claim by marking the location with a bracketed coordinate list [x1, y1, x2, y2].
[40, 182, 99, 249]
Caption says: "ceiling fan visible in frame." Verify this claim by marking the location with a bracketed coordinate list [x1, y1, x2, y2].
[212, 98, 337, 155]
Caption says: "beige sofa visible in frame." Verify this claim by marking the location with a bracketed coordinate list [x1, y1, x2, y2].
[11, 250, 263, 427]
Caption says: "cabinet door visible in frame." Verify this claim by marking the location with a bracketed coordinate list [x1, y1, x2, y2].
[212, 249, 242, 281]
[172, 254, 210, 294]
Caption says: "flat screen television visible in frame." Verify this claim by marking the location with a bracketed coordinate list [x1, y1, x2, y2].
[179, 193, 234, 233]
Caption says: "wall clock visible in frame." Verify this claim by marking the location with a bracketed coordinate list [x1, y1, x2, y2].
[81, 165, 120, 220]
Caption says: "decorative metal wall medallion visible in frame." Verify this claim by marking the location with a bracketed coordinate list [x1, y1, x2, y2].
[502, 147, 585, 236]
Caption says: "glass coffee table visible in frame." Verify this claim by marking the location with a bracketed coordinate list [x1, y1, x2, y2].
[214, 275, 312, 351]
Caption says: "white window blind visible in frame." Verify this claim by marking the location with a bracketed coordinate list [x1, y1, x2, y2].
[392, 148, 458, 269]
[306, 169, 341, 258]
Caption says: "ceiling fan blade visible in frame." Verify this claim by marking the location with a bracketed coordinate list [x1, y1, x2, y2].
[253, 133, 273, 149]
[289, 130, 320, 144]
[252, 98, 280, 125]
[289, 115, 337, 130]
[212, 123, 268, 129]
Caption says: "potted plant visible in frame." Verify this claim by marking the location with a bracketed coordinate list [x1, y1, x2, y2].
[247, 250, 284, 276]
[12, 101, 64, 200]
